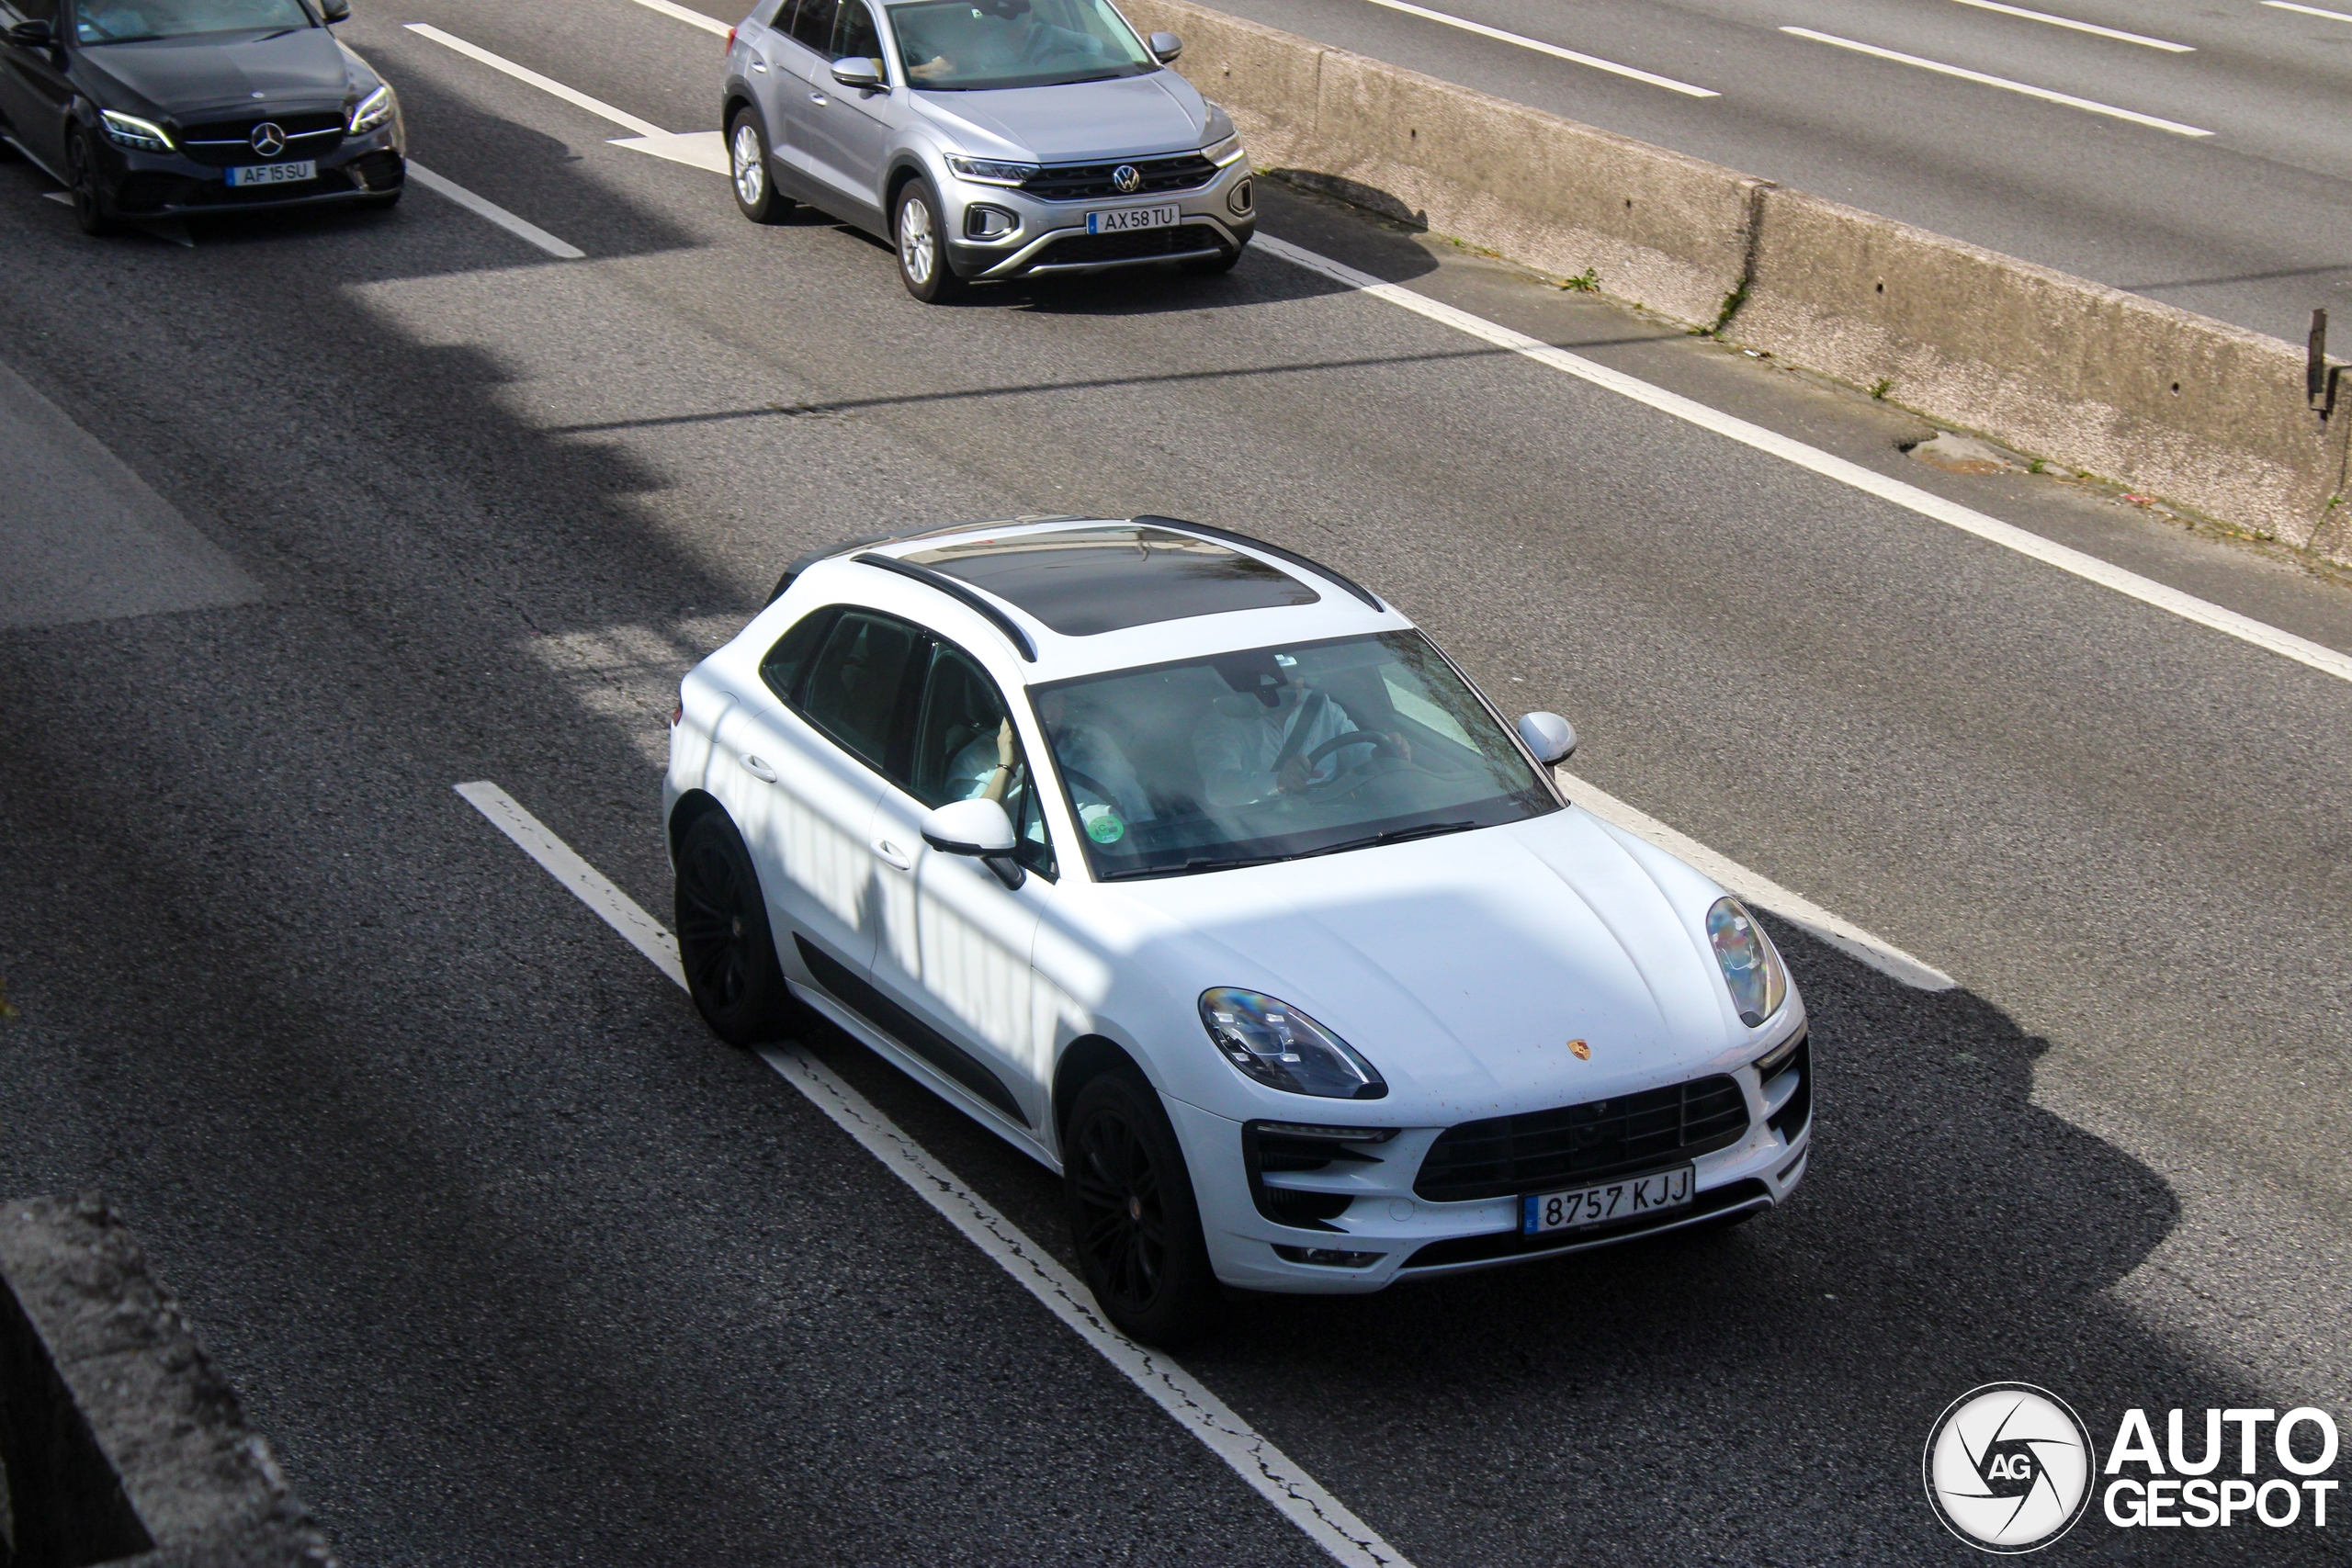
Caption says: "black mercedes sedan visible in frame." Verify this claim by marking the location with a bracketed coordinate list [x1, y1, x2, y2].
[0, 0, 403, 233]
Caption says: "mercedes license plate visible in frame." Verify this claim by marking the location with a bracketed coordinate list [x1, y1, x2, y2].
[226, 160, 316, 187]
[1522, 1164, 1695, 1235]
[1086, 203, 1178, 235]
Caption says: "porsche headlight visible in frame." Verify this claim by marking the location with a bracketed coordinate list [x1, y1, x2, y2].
[347, 85, 395, 134]
[1199, 987, 1385, 1099]
[1706, 897, 1787, 1028]
[100, 110, 174, 152]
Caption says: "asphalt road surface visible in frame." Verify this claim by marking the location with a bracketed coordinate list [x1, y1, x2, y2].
[2, 1, 2349, 1562]
[1198, 0, 2352, 345]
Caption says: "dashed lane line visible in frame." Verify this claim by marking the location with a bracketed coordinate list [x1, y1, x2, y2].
[408, 164, 586, 259]
[404, 22, 729, 173]
[451, 780, 1415, 1568]
[622, 0, 734, 36]
[2261, 2, 2352, 23]
[1945, 0, 2193, 51]
[1344, 0, 1716, 96]
[1781, 28, 2212, 134]
[1250, 233, 2352, 687]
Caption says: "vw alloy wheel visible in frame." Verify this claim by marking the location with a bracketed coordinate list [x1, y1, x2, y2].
[894, 183, 962, 301]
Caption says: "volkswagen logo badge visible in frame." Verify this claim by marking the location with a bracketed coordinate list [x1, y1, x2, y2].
[1111, 164, 1142, 194]
[249, 121, 286, 157]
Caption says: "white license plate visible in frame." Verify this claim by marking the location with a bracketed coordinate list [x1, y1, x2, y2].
[226, 160, 316, 187]
[1522, 1164, 1695, 1235]
[1086, 203, 1178, 234]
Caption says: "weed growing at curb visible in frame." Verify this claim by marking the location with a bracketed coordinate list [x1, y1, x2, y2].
[1871, 378, 1894, 400]
[1706, 282, 1749, 336]
[1557, 266, 1600, 293]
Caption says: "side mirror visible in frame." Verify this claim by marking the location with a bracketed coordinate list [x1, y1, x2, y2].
[920, 798, 1024, 888]
[1516, 711, 1577, 765]
[830, 56, 885, 89]
[318, 0, 350, 21]
[1147, 30, 1181, 62]
[6, 17, 54, 46]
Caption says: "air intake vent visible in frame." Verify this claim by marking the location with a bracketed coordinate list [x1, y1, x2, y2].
[1415, 1077, 1748, 1203]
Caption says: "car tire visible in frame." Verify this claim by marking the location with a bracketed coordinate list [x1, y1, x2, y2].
[894, 179, 964, 302]
[1182, 242, 1245, 276]
[674, 809, 795, 1045]
[1064, 1066, 1222, 1346]
[729, 108, 791, 224]
[66, 130, 119, 237]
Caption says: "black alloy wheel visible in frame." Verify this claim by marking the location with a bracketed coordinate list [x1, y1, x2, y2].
[1065, 1067, 1221, 1345]
[729, 107, 790, 223]
[66, 130, 119, 237]
[673, 809, 794, 1045]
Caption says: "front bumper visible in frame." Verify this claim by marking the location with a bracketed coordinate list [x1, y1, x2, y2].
[1168, 1046, 1814, 1294]
[92, 123, 405, 220]
[938, 154, 1257, 279]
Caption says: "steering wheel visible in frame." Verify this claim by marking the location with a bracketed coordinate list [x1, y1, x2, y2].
[1301, 732, 1391, 770]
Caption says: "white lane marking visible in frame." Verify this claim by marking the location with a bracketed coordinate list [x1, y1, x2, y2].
[1946, 0, 2192, 51]
[1252, 232, 2352, 686]
[408, 163, 587, 258]
[457, 779, 1414, 1568]
[607, 129, 732, 173]
[406, 22, 666, 136]
[1342, 0, 1716, 95]
[1561, 771, 1955, 990]
[2264, 0, 2352, 20]
[454, 782, 683, 983]
[41, 191, 74, 206]
[622, 0, 734, 36]
[1780, 27, 2213, 135]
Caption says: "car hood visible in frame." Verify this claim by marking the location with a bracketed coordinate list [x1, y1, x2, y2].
[78, 28, 360, 121]
[1097, 807, 1758, 1122]
[911, 70, 1208, 163]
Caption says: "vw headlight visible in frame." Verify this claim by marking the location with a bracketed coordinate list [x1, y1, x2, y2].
[1200, 987, 1386, 1099]
[99, 110, 173, 152]
[1706, 897, 1787, 1028]
[347, 85, 395, 135]
[1202, 132, 1245, 166]
[946, 154, 1039, 186]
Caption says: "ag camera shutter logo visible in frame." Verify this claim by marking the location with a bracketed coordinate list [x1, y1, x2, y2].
[1924, 1383, 2097, 1552]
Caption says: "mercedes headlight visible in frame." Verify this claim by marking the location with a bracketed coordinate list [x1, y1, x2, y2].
[1202, 132, 1245, 166]
[347, 85, 395, 134]
[1200, 987, 1386, 1099]
[1706, 897, 1787, 1028]
[946, 154, 1039, 186]
[99, 110, 173, 152]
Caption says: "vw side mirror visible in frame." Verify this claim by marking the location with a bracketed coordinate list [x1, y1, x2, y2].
[319, 0, 350, 21]
[1516, 711, 1577, 765]
[1148, 30, 1182, 62]
[6, 17, 54, 46]
[830, 56, 885, 89]
[920, 798, 1024, 888]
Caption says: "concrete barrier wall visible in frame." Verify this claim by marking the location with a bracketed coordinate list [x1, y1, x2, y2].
[1121, 0, 2352, 560]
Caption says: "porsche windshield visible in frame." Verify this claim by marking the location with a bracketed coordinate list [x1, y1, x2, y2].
[1033, 631, 1557, 880]
[890, 0, 1157, 92]
[73, 0, 313, 44]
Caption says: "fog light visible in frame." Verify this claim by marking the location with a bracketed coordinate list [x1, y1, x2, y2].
[1272, 1245, 1383, 1269]
[1227, 177, 1252, 216]
[964, 204, 1017, 240]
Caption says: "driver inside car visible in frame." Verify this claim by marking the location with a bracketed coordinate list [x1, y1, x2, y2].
[1191, 651, 1370, 807]
[903, 0, 1118, 84]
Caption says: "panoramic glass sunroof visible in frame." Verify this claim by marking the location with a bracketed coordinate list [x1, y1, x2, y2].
[903, 526, 1319, 636]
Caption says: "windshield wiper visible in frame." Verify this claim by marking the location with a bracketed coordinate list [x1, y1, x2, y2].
[1098, 851, 1287, 881]
[1299, 820, 1478, 859]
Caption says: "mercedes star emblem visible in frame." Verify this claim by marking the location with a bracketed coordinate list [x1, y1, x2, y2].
[1112, 164, 1142, 194]
[249, 121, 286, 157]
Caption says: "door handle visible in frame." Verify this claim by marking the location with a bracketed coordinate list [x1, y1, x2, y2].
[741, 754, 778, 782]
[752, 59, 768, 72]
[873, 838, 911, 871]
[808, 90, 828, 104]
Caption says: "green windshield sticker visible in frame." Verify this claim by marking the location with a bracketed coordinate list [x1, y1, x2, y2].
[1086, 812, 1125, 844]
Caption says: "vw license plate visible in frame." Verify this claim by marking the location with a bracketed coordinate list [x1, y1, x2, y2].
[226, 160, 316, 187]
[1086, 203, 1178, 235]
[1522, 1164, 1695, 1235]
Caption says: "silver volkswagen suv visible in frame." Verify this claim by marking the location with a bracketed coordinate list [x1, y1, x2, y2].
[721, 0, 1253, 299]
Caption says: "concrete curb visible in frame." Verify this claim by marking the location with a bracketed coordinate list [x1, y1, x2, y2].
[1123, 0, 2352, 563]
[0, 1194, 335, 1568]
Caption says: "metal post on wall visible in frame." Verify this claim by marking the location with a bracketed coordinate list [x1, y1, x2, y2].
[2312, 309, 2341, 418]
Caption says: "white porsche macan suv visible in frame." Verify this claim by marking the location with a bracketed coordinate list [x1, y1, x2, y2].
[664, 516, 1812, 1343]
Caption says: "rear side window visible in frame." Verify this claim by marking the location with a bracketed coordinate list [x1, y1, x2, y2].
[759, 606, 840, 705]
[797, 611, 924, 773]
[786, 0, 834, 51]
